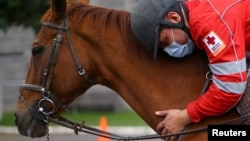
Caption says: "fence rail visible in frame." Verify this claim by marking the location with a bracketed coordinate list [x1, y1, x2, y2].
[3, 80, 24, 86]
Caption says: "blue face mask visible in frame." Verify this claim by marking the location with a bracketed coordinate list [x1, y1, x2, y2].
[164, 29, 195, 58]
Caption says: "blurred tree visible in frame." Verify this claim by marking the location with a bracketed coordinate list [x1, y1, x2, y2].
[0, 0, 50, 33]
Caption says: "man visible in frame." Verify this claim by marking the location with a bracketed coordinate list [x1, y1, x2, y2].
[130, 0, 250, 140]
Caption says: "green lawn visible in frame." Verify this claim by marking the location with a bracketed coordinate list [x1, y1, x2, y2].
[0, 112, 15, 126]
[0, 110, 148, 126]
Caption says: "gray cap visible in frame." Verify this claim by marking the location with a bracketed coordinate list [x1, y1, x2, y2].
[131, 0, 185, 53]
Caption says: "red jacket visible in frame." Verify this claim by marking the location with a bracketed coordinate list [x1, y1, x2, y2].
[185, 0, 250, 122]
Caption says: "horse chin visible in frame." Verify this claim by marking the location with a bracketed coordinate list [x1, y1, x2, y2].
[14, 111, 47, 138]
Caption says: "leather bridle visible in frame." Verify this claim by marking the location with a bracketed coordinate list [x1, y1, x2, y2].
[19, 15, 92, 121]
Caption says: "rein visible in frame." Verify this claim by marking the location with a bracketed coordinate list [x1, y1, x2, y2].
[48, 114, 250, 140]
[18, 15, 250, 141]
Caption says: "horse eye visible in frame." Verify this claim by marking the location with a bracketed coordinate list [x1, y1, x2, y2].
[32, 47, 44, 56]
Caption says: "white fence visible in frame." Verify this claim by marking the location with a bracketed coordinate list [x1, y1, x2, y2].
[0, 73, 130, 114]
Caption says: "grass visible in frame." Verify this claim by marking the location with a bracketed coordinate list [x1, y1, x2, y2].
[62, 110, 148, 126]
[0, 110, 148, 126]
[0, 112, 15, 126]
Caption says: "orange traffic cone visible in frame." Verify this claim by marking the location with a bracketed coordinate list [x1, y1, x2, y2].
[97, 116, 111, 141]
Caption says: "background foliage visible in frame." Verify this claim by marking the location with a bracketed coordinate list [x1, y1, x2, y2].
[0, 0, 50, 33]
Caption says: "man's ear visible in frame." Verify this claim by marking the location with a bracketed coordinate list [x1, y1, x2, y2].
[165, 12, 181, 23]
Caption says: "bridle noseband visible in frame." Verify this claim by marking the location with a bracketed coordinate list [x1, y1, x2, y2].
[19, 15, 92, 120]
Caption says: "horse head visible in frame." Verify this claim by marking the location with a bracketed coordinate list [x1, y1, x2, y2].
[14, 0, 93, 137]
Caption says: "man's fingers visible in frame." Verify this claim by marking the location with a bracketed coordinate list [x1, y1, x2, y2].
[156, 121, 165, 133]
[165, 134, 177, 141]
[170, 136, 177, 141]
[155, 110, 168, 116]
[162, 127, 168, 135]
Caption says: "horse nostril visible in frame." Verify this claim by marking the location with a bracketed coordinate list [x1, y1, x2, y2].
[14, 113, 18, 126]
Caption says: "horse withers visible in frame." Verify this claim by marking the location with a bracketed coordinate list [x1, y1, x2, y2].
[14, 0, 242, 140]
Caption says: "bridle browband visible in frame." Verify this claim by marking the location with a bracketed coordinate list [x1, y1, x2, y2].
[18, 15, 250, 141]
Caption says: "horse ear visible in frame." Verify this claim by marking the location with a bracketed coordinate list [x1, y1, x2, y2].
[51, 0, 67, 20]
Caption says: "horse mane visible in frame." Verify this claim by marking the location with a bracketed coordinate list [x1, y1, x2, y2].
[40, 2, 207, 60]
[66, 3, 143, 53]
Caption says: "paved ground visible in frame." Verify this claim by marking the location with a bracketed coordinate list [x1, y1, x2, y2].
[0, 126, 162, 141]
[0, 134, 98, 141]
[1, 134, 163, 141]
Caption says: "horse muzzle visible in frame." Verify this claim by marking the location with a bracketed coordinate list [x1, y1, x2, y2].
[15, 83, 64, 137]
[14, 110, 47, 138]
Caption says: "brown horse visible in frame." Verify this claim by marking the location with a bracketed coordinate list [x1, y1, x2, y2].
[15, 0, 242, 140]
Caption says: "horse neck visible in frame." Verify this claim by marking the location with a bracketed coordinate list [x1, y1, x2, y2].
[71, 12, 209, 130]
[84, 37, 208, 130]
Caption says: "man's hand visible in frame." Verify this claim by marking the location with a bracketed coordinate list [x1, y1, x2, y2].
[155, 109, 193, 141]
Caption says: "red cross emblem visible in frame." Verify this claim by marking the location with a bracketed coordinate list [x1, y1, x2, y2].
[203, 31, 226, 56]
[206, 36, 216, 45]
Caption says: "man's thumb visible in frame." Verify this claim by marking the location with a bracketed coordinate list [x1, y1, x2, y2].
[155, 110, 168, 116]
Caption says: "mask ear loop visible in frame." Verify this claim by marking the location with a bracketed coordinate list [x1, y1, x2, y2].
[170, 28, 176, 43]
[153, 26, 160, 59]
